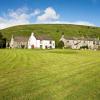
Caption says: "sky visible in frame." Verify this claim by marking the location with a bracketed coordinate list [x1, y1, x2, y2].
[0, 0, 100, 29]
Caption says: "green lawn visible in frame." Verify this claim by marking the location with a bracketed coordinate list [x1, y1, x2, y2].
[0, 49, 100, 100]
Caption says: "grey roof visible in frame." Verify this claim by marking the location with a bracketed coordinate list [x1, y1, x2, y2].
[14, 36, 29, 42]
[13, 35, 53, 42]
[64, 37, 99, 41]
[36, 35, 53, 40]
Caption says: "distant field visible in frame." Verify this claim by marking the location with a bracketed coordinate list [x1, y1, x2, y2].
[0, 49, 100, 100]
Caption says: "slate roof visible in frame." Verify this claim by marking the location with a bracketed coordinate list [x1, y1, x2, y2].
[36, 35, 53, 40]
[14, 36, 29, 42]
[13, 35, 53, 42]
[64, 37, 99, 41]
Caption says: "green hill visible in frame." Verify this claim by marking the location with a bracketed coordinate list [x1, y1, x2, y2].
[0, 24, 100, 45]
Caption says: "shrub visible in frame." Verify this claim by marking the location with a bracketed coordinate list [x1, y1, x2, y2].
[80, 45, 88, 49]
[58, 41, 64, 48]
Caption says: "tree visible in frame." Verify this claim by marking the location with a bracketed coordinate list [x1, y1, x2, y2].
[58, 41, 64, 48]
[0, 32, 6, 48]
[0, 32, 3, 39]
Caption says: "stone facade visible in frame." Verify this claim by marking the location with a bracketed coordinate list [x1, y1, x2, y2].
[60, 34, 100, 50]
[10, 35, 28, 48]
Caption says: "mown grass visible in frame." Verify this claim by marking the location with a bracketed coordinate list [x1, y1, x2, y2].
[0, 49, 100, 100]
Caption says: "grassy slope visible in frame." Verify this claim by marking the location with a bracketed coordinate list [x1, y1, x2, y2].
[0, 49, 100, 100]
[0, 24, 100, 45]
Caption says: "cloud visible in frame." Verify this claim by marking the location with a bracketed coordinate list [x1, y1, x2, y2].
[32, 9, 41, 16]
[0, 7, 95, 29]
[36, 20, 95, 26]
[71, 21, 95, 26]
[0, 7, 41, 29]
[36, 7, 95, 26]
[37, 7, 60, 22]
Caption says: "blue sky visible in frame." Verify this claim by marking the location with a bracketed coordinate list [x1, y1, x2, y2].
[0, 0, 100, 29]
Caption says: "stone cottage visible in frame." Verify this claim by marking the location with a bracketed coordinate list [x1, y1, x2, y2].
[60, 34, 100, 50]
[10, 35, 28, 48]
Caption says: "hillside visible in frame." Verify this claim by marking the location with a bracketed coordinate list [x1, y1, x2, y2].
[0, 24, 100, 45]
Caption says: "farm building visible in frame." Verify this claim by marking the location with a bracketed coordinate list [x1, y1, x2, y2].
[10, 35, 28, 48]
[60, 34, 100, 50]
[9, 32, 55, 49]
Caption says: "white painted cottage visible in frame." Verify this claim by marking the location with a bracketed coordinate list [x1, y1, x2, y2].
[28, 32, 55, 49]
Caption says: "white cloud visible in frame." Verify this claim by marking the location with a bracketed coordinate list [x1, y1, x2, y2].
[70, 21, 95, 26]
[37, 7, 60, 22]
[57, 21, 95, 26]
[36, 20, 95, 26]
[32, 9, 41, 16]
[0, 7, 95, 29]
[36, 7, 95, 26]
[0, 7, 41, 29]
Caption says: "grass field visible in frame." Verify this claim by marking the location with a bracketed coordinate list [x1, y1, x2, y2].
[0, 49, 100, 100]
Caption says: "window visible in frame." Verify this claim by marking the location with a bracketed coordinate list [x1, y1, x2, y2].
[40, 45, 42, 49]
[50, 41, 52, 44]
[53, 43, 55, 46]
